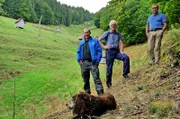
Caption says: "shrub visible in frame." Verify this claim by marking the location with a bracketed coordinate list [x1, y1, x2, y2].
[162, 28, 180, 67]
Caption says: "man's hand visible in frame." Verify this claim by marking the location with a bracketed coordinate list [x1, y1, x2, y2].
[96, 62, 99, 66]
[79, 60, 83, 65]
[103, 45, 110, 49]
[120, 51, 125, 54]
[146, 32, 149, 37]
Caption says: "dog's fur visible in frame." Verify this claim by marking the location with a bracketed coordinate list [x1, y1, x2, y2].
[72, 92, 116, 118]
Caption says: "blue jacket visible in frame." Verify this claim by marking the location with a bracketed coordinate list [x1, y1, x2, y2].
[76, 37, 102, 63]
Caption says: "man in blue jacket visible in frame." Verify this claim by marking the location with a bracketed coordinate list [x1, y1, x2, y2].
[76, 28, 104, 95]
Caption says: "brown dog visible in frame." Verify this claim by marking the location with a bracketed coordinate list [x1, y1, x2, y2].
[72, 92, 116, 118]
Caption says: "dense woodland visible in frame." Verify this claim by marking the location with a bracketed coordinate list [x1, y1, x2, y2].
[0, 0, 180, 44]
[0, 0, 93, 26]
[94, 0, 180, 44]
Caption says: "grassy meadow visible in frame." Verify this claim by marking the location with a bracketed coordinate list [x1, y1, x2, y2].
[0, 16, 106, 118]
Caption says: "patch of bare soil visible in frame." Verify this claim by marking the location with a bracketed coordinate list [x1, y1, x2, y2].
[44, 64, 180, 119]
[0, 68, 22, 83]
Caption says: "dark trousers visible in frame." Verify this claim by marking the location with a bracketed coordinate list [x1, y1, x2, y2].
[80, 61, 104, 95]
[106, 49, 130, 85]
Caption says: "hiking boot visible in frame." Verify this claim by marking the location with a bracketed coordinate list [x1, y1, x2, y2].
[107, 83, 112, 88]
[85, 90, 91, 94]
[97, 90, 104, 95]
[122, 74, 129, 79]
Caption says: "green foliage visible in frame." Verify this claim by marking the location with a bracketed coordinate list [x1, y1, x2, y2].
[1, 0, 93, 26]
[42, 2, 54, 24]
[93, 8, 105, 28]
[0, 0, 5, 15]
[164, 0, 180, 28]
[162, 28, 180, 67]
[2, 0, 15, 17]
[94, 0, 180, 45]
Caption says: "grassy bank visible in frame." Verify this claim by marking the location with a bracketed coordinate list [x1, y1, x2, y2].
[0, 16, 105, 118]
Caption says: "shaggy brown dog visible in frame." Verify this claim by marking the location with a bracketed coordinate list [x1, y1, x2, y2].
[72, 92, 116, 118]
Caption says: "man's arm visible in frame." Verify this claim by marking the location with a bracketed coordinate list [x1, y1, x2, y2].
[95, 40, 102, 63]
[119, 40, 124, 54]
[98, 37, 105, 48]
[162, 22, 167, 32]
[98, 37, 110, 49]
[146, 24, 149, 37]
[162, 14, 167, 32]
[76, 44, 83, 65]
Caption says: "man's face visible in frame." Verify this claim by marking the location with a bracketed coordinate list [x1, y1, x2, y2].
[152, 5, 158, 14]
[110, 22, 117, 31]
[83, 29, 90, 39]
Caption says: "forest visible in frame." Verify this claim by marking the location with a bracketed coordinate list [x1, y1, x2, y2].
[0, 0, 180, 44]
[0, 0, 93, 26]
[94, 0, 180, 44]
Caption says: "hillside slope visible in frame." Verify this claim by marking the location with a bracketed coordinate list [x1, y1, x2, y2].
[45, 29, 180, 119]
[0, 16, 179, 119]
[0, 16, 105, 118]
[46, 65, 179, 119]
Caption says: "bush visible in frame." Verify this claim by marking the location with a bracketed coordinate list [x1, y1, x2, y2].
[162, 28, 180, 67]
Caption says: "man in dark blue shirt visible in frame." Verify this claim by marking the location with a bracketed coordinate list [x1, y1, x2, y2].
[99, 20, 130, 88]
[77, 28, 104, 95]
[146, 4, 167, 65]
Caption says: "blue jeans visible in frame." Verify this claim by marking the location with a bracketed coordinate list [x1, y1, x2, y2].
[106, 49, 130, 85]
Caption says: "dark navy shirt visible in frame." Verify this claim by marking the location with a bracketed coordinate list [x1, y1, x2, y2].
[101, 30, 122, 49]
[83, 39, 92, 61]
[147, 13, 166, 31]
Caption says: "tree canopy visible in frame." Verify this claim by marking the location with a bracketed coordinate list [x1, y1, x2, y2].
[1, 0, 93, 26]
[94, 0, 180, 44]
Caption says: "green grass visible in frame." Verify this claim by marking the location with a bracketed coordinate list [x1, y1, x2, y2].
[132, 84, 144, 92]
[0, 16, 105, 118]
[1, 16, 178, 119]
[148, 101, 173, 118]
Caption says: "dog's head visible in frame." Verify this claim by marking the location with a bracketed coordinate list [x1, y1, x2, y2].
[73, 92, 90, 116]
